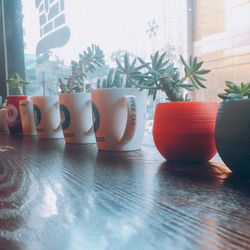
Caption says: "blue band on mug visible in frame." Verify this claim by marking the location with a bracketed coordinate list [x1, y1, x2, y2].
[92, 102, 100, 133]
[33, 104, 41, 126]
[60, 104, 70, 130]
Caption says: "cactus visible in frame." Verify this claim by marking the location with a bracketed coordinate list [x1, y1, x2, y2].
[6, 73, 29, 96]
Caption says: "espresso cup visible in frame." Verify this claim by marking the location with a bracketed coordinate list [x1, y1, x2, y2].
[91, 88, 146, 151]
[19, 100, 37, 136]
[59, 93, 95, 144]
[32, 96, 64, 139]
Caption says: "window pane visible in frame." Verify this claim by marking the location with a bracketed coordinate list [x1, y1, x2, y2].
[22, 0, 250, 136]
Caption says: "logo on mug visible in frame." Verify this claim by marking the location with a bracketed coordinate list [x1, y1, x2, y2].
[6, 104, 19, 124]
[92, 102, 100, 133]
[60, 104, 70, 130]
[33, 104, 42, 126]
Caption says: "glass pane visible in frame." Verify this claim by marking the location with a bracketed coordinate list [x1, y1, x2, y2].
[22, 0, 250, 142]
[22, 0, 188, 142]
[22, 0, 187, 92]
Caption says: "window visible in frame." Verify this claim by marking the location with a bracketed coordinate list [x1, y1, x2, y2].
[19, 0, 250, 122]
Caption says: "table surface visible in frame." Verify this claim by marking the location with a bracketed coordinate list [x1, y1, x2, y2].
[0, 132, 249, 250]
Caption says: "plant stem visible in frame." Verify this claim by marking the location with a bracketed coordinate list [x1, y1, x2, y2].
[18, 85, 23, 96]
[159, 78, 181, 102]
[81, 64, 86, 92]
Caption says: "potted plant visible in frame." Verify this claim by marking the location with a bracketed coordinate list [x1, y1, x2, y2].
[215, 81, 250, 175]
[6, 73, 29, 134]
[59, 44, 105, 144]
[91, 54, 147, 151]
[132, 52, 217, 162]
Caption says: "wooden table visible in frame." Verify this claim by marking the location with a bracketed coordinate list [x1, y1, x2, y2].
[0, 132, 249, 250]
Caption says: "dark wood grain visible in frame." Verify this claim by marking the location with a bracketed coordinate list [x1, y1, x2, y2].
[0, 132, 249, 250]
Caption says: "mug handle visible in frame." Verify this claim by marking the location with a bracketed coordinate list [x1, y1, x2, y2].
[118, 95, 136, 143]
[83, 100, 94, 135]
[54, 101, 62, 131]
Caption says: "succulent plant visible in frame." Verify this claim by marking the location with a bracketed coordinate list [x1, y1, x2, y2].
[6, 73, 29, 96]
[115, 54, 147, 88]
[59, 44, 105, 93]
[132, 51, 211, 102]
[96, 52, 210, 100]
[96, 54, 147, 89]
[218, 81, 250, 100]
[97, 69, 123, 88]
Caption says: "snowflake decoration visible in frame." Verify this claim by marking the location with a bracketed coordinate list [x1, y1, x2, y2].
[146, 19, 159, 39]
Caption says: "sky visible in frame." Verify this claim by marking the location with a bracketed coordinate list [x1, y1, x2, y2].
[23, 0, 168, 65]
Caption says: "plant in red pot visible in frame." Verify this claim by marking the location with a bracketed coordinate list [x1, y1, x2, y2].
[6, 73, 29, 134]
[134, 52, 217, 162]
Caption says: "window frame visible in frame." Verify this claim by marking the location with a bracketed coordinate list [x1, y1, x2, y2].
[0, 0, 26, 99]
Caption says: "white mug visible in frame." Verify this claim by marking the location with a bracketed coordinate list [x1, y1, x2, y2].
[32, 96, 64, 139]
[59, 93, 95, 144]
[0, 109, 9, 132]
[91, 88, 146, 151]
[19, 100, 37, 136]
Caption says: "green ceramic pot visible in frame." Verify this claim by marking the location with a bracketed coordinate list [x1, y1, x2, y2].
[215, 99, 250, 176]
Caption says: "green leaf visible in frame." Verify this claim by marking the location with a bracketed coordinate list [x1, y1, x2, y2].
[155, 52, 166, 69]
[242, 82, 250, 94]
[97, 79, 101, 88]
[164, 63, 174, 74]
[107, 69, 114, 87]
[152, 51, 159, 68]
[13, 73, 21, 81]
[197, 69, 211, 74]
[180, 55, 190, 71]
[224, 88, 234, 94]
[194, 74, 206, 81]
[226, 81, 241, 93]
[158, 60, 169, 70]
[124, 53, 129, 72]
[130, 58, 137, 70]
[194, 61, 203, 71]
[193, 56, 197, 68]
[19, 81, 30, 85]
[178, 83, 193, 88]
[192, 75, 207, 88]
[228, 93, 242, 99]
[135, 63, 149, 71]
[218, 93, 228, 100]
[189, 55, 193, 68]
[190, 76, 199, 89]
[116, 58, 124, 72]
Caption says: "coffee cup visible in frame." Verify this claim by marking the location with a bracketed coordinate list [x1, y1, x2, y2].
[19, 100, 37, 136]
[32, 96, 64, 139]
[91, 88, 146, 151]
[59, 93, 95, 144]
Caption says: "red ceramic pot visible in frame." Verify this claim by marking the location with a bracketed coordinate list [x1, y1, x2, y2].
[6, 96, 27, 134]
[153, 102, 218, 162]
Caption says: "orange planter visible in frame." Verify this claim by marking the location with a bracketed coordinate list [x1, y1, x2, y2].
[153, 102, 218, 162]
